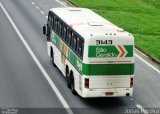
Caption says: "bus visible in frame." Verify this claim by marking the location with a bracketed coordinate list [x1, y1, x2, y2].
[43, 8, 135, 98]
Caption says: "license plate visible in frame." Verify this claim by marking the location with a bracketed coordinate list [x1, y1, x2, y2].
[105, 92, 114, 96]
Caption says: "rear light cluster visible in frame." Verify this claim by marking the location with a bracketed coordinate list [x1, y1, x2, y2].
[130, 78, 134, 88]
[85, 78, 89, 88]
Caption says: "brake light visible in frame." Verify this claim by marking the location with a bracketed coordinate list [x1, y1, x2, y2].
[85, 78, 89, 88]
[130, 78, 134, 88]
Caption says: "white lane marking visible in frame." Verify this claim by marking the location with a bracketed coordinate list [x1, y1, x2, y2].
[64, 0, 75, 7]
[0, 2, 73, 114]
[35, 6, 40, 10]
[40, 10, 45, 15]
[31, 2, 45, 16]
[135, 54, 160, 74]
[55, 0, 67, 7]
[60, 2, 68, 6]
[136, 104, 148, 114]
[31, 1, 36, 5]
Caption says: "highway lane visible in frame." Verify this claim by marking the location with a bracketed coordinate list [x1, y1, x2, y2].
[0, 0, 66, 112]
[0, 0, 160, 114]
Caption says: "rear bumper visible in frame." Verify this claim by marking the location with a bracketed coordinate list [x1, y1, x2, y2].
[81, 88, 133, 98]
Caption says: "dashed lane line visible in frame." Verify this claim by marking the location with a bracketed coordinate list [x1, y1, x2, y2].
[55, 0, 67, 7]
[35, 5, 40, 10]
[40, 10, 45, 15]
[31, 1, 36, 5]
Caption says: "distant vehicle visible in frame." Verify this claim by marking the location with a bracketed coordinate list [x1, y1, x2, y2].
[43, 8, 135, 98]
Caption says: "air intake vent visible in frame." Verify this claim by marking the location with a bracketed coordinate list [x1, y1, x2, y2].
[117, 28, 125, 32]
[88, 22, 103, 26]
[68, 8, 82, 11]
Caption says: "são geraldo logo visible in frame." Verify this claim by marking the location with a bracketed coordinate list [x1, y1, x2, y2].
[76, 60, 82, 71]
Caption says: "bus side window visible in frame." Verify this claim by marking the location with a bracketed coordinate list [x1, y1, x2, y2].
[61, 23, 63, 39]
[52, 14, 54, 29]
[60, 22, 63, 39]
[53, 16, 56, 31]
[81, 39, 84, 58]
[50, 14, 53, 29]
[78, 39, 81, 57]
[63, 25, 67, 42]
[75, 37, 78, 52]
[58, 21, 62, 38]
[48, 15, 51, 25]
[72, 33, 77, 51]
[55, 18, 57, 33]
[58, 20, 62, 38]
[76, 37, 80, 54]
[66, 28, 70, 44]
[56, 19, 58, 34]
[47, 12, 50, 25]
[70, 31, 73, 47]
[57, 21, 60, 36]
[77, 38, 84, 58]
[68, 30, 72, 47]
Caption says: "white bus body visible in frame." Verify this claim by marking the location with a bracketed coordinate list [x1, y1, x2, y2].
[43, 8, 135, 98]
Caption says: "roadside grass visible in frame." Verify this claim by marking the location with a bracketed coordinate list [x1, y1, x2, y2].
[69, 0, 160, 61]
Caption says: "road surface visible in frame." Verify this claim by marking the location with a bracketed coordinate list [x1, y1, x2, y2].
[0, 0, 159, 114]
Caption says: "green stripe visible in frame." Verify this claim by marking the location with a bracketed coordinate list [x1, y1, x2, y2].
[51, 33, 60, 48]
[83, 64, 134, 75]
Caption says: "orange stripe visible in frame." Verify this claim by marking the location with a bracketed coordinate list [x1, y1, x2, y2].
[70, 23, 84, 28]
[63, 45, 68, 64]
[118, 45, 125, 57]
[60, 40, 62, 51]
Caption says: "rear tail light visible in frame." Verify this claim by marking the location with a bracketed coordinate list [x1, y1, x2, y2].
[85, 78, 89, 88]
[130, 78, 134, 88]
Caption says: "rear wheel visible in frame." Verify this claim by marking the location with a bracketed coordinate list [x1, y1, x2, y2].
[70, 73, 77, 95]
[66, 66, 71, 88]
[51, 50, 56, 67]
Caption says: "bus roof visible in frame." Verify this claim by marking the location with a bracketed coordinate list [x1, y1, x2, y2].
[50, 8, 129, 38]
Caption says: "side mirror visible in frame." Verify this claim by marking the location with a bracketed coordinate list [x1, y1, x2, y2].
[43, 25, 47, 35]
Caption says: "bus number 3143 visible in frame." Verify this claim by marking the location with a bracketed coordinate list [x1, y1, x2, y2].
[96, 40, 113, 45]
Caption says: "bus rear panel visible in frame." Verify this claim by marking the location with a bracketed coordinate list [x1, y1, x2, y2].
[81, 33, 134, 97]
[44, 8, 135, 98]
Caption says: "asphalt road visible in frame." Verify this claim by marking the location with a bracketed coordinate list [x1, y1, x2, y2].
[0, 0, 160, 114]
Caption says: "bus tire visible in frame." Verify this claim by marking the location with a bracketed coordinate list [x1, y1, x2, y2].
[51, 50, 56, 67]
[70, 73, 77, 95]
[66, 66, 71, 88]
